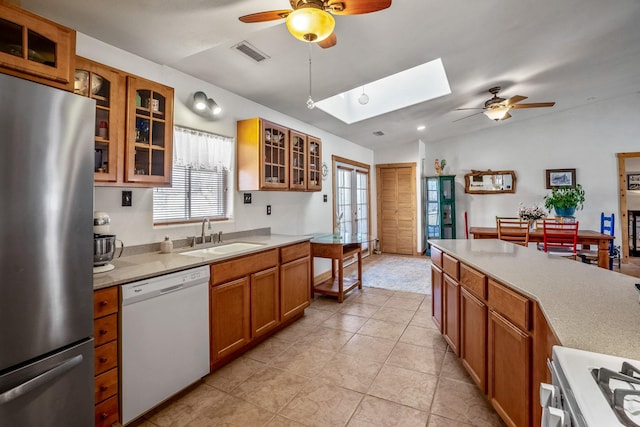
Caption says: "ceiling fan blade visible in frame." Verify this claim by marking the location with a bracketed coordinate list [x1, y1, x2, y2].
[239, 10, 291, 23]
[455, 107, 484, 111]
[510, 102, 556, 109]
[327, 0, 392, 15]
[506, 95, 527, 105]
[501, 112, 512, 120]
[453, 111, 483, 122]
[318, 31, 337, 48]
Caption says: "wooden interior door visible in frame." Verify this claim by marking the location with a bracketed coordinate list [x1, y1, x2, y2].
[376, 163, 416, 255]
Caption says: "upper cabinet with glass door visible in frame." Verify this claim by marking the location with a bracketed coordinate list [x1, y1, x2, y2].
[307, 136, 322, 191]
[125, 75, 174, 186]
[290, 130, 307, 191]
[74, 57, 125, 183]
[0, 2, 75, 90]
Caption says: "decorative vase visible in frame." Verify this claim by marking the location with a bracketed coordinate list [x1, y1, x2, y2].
[529, 220, 536, 231]
[554, 207, 576, 217]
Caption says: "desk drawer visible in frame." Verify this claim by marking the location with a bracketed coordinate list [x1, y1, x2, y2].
[460, 264, 487, 299]
[95, 395, 119, 427]
[93, 287, 118, 319]
[487, 279, 531, 331]
[443, 253, 459, 280]
[93, 314, 117, 347]
[94, 341, 117, 375]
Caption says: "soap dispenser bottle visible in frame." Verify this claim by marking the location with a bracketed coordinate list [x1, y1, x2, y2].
[160, 235, 173, 253]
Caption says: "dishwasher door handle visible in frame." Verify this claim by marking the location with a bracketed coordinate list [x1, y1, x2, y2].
[160, 284, 184, 294]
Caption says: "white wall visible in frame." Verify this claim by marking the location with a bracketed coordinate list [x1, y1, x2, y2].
[425, 93, 640, 245]
[77, 33, 374, 247]
[374, 141, 424, 253]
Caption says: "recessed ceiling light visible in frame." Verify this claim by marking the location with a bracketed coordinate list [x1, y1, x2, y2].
[417, 125, 426, 131]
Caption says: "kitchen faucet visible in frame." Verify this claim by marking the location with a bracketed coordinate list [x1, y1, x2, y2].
[201, 218, 210, 243]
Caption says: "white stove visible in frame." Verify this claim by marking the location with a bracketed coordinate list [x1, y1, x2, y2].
[543, 346, 640, 427]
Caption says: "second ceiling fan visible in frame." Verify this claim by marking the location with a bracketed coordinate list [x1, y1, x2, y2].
[455, 86, 556, 122]
[239, 0, 391, 48]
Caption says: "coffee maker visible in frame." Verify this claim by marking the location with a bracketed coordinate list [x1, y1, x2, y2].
[93, 211, 122, 273]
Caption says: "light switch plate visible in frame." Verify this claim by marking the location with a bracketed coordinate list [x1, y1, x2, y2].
[122, 191, 132, 207]
[244, 193, 252, 204]
[267, 205, 271, 215]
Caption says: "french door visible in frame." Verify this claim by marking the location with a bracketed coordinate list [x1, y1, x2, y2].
[334, 157, 371, 254]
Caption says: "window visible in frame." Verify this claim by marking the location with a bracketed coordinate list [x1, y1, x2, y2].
[153, 127, 233, 224]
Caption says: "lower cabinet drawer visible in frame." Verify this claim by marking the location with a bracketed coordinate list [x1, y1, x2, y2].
[93, 313, 118, 347]
[94, 367, 118, 404]
[95, 395, 119, 427]
[94, 341, 117, 375]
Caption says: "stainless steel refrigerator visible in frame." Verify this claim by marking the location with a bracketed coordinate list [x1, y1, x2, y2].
[0, 73, 95, 426]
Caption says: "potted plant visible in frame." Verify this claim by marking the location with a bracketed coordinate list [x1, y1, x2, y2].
[544, 184, 585, 217]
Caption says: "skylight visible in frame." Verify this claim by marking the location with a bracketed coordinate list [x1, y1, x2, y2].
[314, 58, 451, 124]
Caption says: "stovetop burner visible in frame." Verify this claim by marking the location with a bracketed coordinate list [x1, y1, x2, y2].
[592, 362, 640, 426]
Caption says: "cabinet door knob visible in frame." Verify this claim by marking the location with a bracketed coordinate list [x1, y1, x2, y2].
[100, 385, 108, 392]
[99, 357, 108, 363]
[100, 413, 108, 419]
[99, 329, 108, 335]
[100, 301, 108, 306]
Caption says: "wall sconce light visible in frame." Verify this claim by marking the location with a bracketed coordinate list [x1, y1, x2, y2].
[192, 91, 222, 117]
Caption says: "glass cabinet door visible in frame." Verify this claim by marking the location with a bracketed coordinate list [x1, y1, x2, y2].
[261, 121, 288, 189]
[307, 137, 322, 191]
[125, 76, 174, 185]
[424, 175, 456, 254]
[289, 131, 306, 190]
[75, 57, 124, 182]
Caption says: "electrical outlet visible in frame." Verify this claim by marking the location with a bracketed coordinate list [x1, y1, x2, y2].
[122, 191, 132, 207]
[323, 194, 328, 203]
[267, 205, 271, 215]
[244, 193, 252, 204]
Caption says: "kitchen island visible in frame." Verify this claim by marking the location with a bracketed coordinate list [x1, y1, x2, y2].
[428, 238, 640, 427]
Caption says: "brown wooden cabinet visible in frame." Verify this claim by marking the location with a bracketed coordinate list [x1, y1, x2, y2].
[460, 287, 487, 391]
[237, 118, 322, 192]
[250, 267, 280, 338]
[431, 265, 443, 331]
[0, 2, 75, 90]
[74, 56, 125, 182]
[210, 276, 251, 361]
[93, 287, 120, 427]
[280, 242, 311, 321]
[488, 310, 531, 427]
[125, 75, 174, 186]
[442, 253, 460, 355]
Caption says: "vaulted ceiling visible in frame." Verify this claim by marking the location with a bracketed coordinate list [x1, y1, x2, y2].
[21, 0, 640, 150]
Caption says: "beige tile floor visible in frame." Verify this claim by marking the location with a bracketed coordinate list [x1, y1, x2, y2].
[132, 287, 506, 427]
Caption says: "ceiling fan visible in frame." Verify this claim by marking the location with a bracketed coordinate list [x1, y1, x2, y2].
[238, 0, 392, 48]
[454, 86, 556, 122]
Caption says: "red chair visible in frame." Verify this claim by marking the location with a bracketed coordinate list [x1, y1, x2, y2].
[541, 220, 579, 259]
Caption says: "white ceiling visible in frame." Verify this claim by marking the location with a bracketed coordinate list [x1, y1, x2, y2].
[21, 0, 640, 150]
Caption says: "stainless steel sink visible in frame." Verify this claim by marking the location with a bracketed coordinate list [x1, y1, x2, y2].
[180, 242, 265, 257]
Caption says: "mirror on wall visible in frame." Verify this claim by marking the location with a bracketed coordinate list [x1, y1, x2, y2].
[464, 170, 517, 194]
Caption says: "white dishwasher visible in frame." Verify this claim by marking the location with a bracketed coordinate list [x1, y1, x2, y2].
[121, 266, 210, 425]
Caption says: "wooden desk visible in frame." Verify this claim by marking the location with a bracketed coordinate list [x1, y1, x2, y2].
[310, 235, 364, 303]
[469, 227, 614, 269]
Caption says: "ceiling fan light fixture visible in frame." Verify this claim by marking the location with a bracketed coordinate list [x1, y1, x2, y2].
[484, 105, 510, 121]
[285, 7, 335, 43]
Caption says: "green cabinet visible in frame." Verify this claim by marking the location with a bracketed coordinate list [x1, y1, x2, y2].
[424, 175, 456, 255]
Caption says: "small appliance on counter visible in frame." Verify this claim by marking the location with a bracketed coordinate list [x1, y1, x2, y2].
[93, 211, 123, 273]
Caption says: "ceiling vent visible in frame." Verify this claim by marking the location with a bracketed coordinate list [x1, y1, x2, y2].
[232, 41, 270, 63]
[373, 131, 385, 136]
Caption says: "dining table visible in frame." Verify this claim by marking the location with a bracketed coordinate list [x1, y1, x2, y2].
[469, 226, 615, 269]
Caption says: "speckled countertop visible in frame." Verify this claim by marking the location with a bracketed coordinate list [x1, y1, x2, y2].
[93, 234, 312, 290]
[429, 239, 640, 361]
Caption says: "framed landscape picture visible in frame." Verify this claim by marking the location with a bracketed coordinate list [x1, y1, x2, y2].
[546, 168, 576, 188]
[628, 173, 640, 190]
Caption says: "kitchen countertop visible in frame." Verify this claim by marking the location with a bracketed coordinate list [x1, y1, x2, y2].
[429, 239, 640, 361]
[93, 234, 312, 290]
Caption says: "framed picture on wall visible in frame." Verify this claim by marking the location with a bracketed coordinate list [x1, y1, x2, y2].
[628, 173, 640, 190]
[546, 168, 576, 188]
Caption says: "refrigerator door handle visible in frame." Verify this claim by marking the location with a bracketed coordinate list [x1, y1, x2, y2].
[0, 355, 83, 405]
